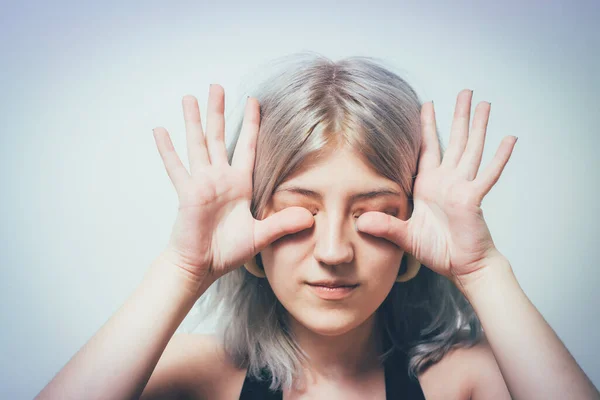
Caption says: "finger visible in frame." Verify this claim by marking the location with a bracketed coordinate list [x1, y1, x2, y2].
[182, 95, 210, 175]
[441, 89, 473, 169]
[204, 84, 229, 167]
[457, 101, 491, 181]
[253, 207, 314, 252]
[231, 97, 260, 180]
[153, 127, 191, 192]
[355, 211, 411, 251]
[473, 136, 518, 200]
[417, 101, 441, 174]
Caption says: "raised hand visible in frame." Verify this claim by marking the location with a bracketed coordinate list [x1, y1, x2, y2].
[153, 85, 314, 285]
[355, 89, 518, 286]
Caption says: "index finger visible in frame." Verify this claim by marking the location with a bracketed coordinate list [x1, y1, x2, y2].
[231, 97, 261, 179]
[418, 101, 441, 174]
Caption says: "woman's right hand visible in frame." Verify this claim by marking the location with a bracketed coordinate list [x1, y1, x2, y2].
[152, 84, 314, 285]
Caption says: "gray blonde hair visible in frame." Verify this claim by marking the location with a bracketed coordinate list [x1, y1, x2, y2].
[187, 52, 483, 392]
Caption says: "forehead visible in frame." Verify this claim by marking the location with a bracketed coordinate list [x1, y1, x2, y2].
[275, 147, 404, 198]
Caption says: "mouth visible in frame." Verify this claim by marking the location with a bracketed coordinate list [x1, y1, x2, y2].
[307, 283, 359, 288]
[306, 283, 359, 300]
[306, 279, 359, 288]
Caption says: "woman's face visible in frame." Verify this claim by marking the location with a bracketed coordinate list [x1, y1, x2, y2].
[260, 146, 411, 336]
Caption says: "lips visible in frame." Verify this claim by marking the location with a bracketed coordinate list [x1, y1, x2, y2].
[308, 283, 358, 288]
[307, 281, 359, 288]
[307, 282, 359, 300]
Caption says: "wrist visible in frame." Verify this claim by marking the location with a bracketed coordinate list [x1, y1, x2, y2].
[147, 250, 214, 301]
[452, 252, 516, 299]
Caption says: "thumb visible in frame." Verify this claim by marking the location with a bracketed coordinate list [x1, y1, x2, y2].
[253, 207, 314, 251]
[355, 211, 411, 251]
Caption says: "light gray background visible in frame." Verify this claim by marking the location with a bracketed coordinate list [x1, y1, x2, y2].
[1, 0, 598, 398]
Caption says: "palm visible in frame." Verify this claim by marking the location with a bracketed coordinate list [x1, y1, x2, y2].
[406, 167, 495, 277]
[168, 166, 256, 277]
[356, 89, 517, 281]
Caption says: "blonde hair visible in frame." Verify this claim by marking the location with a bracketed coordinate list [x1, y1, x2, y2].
[188, 51, 482, 391]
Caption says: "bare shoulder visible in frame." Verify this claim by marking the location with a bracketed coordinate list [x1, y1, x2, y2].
[141, 333, 247, 400]
[418, 335, 510, 400]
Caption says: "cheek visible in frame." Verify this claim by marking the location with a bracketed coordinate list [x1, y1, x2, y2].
[261, 222, 314, 266]
[359, 250, 402, 304]
[359, 234, 405, 281]
[260, 235, 310, 296]
[262, 232, 309, 266]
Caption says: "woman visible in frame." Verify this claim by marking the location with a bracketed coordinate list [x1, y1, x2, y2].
[36, 53, 599, 399]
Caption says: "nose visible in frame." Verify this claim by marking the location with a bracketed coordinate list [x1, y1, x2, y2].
[312, 212, 355, 267]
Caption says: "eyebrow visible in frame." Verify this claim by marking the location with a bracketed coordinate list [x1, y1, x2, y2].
[273, 185, 404, 202]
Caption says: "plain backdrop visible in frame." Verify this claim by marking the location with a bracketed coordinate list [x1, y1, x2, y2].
[1, 0, 598, 398]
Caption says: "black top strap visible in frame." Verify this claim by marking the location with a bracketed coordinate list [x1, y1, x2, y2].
[239, 367, 282, 400]
[384, 349, 426, 399]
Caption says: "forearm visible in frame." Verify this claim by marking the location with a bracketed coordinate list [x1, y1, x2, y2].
[36, 251, 213, 400]
[458, 257, 599, 400]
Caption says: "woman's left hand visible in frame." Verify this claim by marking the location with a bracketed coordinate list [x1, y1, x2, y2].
[355, 89, 518, 286]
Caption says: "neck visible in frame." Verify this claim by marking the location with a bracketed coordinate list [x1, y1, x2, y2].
[286, 310, 385, 383]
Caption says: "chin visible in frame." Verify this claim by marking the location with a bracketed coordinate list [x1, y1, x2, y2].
[291, 307, 365, 336]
